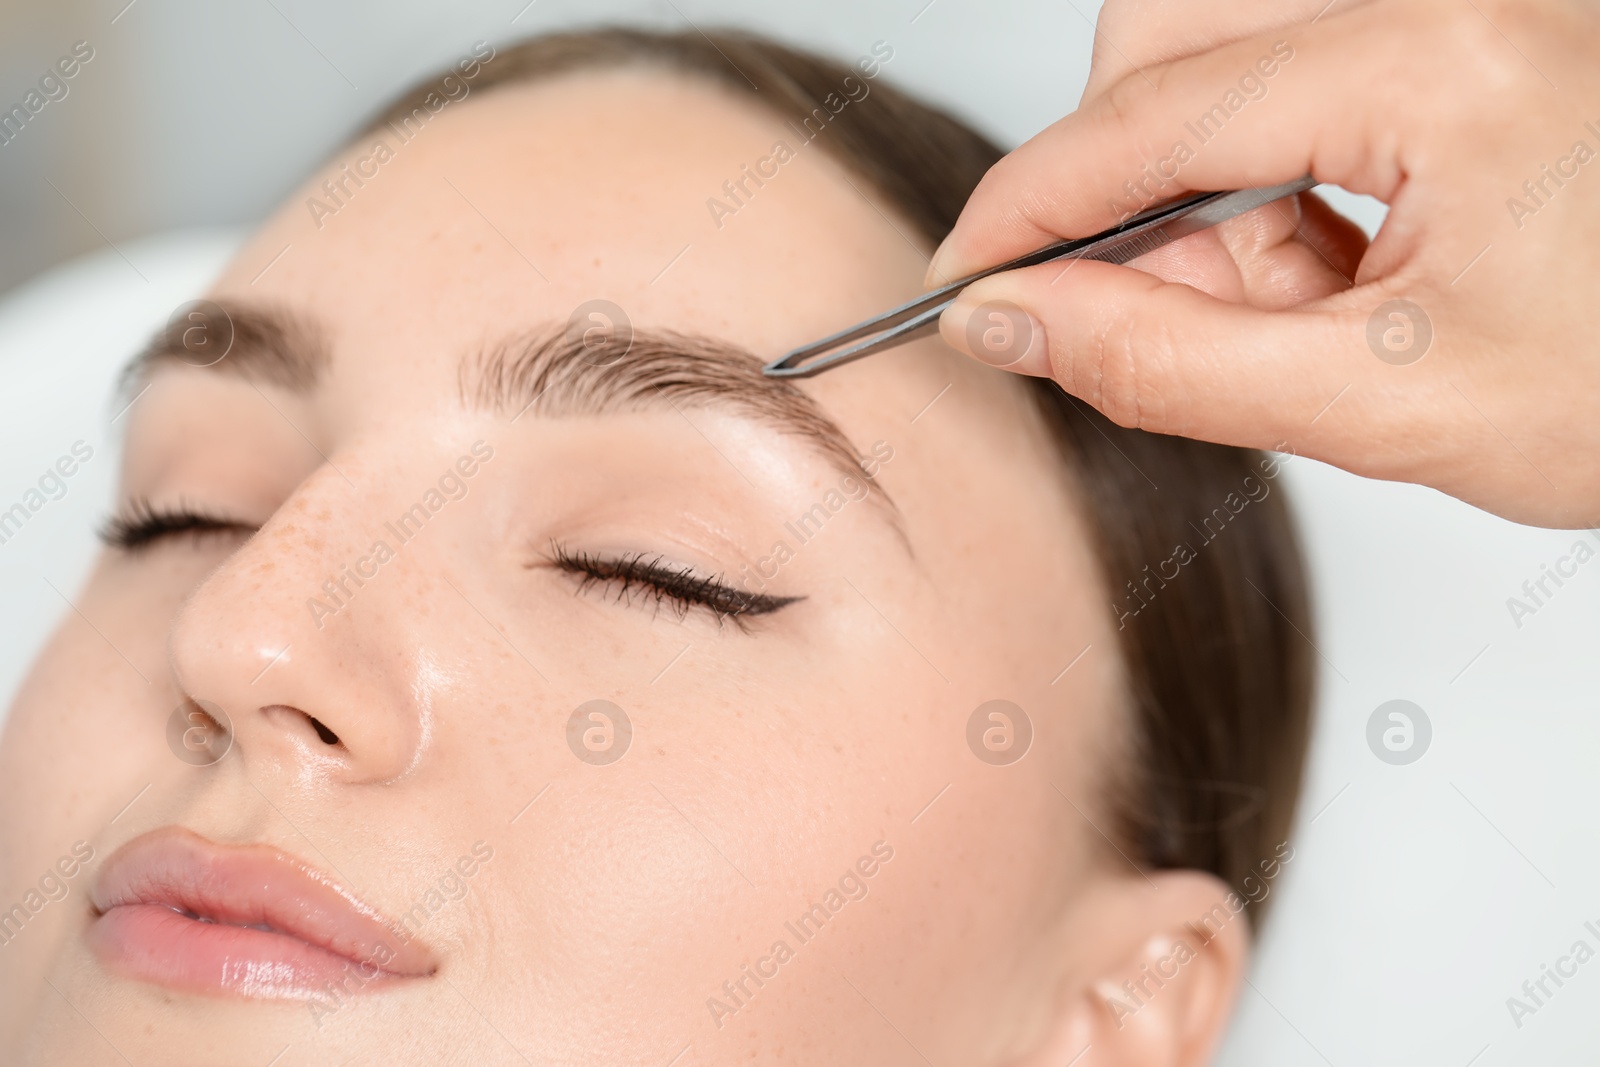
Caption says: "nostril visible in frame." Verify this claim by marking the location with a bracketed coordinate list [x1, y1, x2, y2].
[260, 705, 346, 750]
[309, 717, 341, 746]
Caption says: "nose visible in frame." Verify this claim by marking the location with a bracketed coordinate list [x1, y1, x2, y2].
[167, 465, 431, 785]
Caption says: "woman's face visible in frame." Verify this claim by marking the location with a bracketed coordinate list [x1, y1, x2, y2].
[0, 71, 1235, 1065]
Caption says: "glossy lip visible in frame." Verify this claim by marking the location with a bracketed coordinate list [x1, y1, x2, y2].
[88, 826, 436, 999]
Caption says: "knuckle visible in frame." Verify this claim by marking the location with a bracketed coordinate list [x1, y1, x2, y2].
[1092, 61, 1173, 163]
[1087, 310, 1177, 434]
[1097, 71, 1149, 139]
[1423, 0, 1533, 102]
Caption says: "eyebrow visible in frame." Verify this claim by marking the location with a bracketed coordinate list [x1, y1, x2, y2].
[121, 302, 328, 396]
[124, 300, 899, 518]
[463, 325, 892, 501]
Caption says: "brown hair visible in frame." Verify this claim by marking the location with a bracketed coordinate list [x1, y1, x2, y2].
[374, 28, 1314, 925]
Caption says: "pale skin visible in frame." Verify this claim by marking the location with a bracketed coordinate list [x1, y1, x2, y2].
[936, 0, 1600, 529]
[1, 71, 1255, 1065]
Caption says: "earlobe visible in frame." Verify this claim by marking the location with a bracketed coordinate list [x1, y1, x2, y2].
[1013, 870, 1251, 1067]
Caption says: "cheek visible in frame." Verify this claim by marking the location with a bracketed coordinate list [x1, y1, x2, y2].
[0, 570, 164, 891]
[0, 531, 273, 882]
[460, 608, 948, 998]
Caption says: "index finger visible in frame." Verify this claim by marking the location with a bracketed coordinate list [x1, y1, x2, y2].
[928, 14, 1399, 283]
[1079, 0, 1374, 98]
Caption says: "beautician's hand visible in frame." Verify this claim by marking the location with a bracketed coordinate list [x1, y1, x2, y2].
[934, 0, 1600, 528]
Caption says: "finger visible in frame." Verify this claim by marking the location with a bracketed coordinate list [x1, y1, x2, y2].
[1125, 190, 1367, 307]
[937, 257, 1380, 451]
[1194, 190, 1369, 303]
[1082, 0, 1375, 98]
[1293, 189, 1368, 283]
[929, 15, 1408, 283]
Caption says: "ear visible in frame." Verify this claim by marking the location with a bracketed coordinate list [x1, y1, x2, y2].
[1012, 870, 1252, 1067]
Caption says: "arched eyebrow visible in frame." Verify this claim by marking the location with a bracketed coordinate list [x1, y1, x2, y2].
[463, 325, 892, 503]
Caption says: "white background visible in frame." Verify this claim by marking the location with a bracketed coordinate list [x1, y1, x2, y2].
[1, 2, 1597, 1064]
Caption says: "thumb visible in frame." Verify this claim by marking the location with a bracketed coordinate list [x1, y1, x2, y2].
[939, 259, 1370, 449]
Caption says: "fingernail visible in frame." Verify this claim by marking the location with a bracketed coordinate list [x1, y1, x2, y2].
[924, 241, 952, 289]
[945, 295, 1049, 376]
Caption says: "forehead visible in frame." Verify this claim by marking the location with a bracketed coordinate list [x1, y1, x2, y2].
[210, 69, 940, 407]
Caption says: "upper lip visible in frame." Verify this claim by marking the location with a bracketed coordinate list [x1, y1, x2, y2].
[91, 826, 436, 977]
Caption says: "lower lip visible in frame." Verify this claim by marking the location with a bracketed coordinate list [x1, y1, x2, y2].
[89, 904, 398, 999]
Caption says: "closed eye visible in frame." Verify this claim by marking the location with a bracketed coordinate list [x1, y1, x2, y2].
[99, 498, 256, 551]
[542, 539, 802, 629]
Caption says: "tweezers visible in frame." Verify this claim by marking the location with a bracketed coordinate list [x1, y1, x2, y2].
[762, 175, 1318, 378]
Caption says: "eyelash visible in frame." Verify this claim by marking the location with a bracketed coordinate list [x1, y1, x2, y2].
[99, 508, 797, 627]
[544, 539, 800, 629]
[99, 499, 253, 551]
